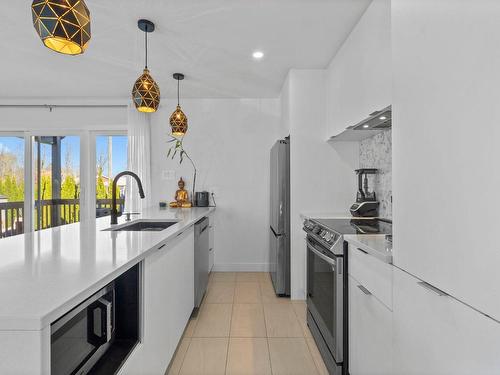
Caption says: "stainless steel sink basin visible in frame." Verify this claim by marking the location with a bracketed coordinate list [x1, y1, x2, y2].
[103, 220, 179, 232]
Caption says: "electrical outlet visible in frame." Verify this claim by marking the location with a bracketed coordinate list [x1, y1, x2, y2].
[162, 170, 176, 181]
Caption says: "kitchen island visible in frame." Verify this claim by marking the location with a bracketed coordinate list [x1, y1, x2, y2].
[0, 206, 214, 374]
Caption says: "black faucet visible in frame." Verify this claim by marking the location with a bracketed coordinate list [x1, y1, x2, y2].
[111, 171, 145, 225]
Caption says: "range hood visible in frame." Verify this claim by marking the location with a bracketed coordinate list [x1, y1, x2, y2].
[328, 106, 392, 142]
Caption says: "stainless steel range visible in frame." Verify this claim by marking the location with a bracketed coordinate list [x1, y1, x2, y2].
[303, 217, 392, 375]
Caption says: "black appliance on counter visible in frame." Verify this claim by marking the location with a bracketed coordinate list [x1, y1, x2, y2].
[349, 169, 379, 217]
[51, 265, 139, 375]
[195, 191, 210, 207]
[303, 217, 392, 375]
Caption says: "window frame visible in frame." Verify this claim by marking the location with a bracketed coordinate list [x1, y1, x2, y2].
[0, 128, 127, 235]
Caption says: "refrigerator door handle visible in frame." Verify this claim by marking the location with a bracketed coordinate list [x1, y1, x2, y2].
[279, 202, 283, 216]
[270, 226, 281, 237]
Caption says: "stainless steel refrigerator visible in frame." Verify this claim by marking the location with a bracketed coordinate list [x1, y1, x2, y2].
[269, 138, 290, 296]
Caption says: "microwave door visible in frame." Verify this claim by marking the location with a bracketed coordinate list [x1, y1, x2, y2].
[51, 308, 98, 375]
[51, 287, 114, 375]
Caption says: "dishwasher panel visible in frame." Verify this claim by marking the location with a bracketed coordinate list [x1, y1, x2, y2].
[194, 217, 209, 308]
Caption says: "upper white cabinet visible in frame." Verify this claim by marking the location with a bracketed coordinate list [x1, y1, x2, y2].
[392, 0, 500, 320]
[392, 267, 500, 375]
[326, 0, 391, 137]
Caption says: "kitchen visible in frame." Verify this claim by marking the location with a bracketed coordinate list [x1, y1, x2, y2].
[1, 0, 500, 374]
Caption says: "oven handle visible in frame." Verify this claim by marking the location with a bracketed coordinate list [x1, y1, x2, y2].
[307, 242, 336, 269]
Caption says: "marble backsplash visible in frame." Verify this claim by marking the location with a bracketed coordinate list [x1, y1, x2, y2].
[359, 130, 392, 219]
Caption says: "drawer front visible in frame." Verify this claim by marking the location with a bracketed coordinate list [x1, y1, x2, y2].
[348, 244, 393, 309]
[349, 275, 393, 375]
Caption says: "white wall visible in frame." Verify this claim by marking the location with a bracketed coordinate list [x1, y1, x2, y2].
[150, 98, 280, 271]
[284, 70, 358, 299]
[392, 0, 500, 320]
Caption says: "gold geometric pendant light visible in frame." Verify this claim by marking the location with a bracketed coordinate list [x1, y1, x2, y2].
[133, 68, 160, 113]
[31, 0, 91, 55]
[132, 19, 160, 113]
[170, 73, 188, 137]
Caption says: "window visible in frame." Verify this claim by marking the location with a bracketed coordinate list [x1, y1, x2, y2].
[0, 136, 25, 237]
[0, 129, 128, 240]
[33, 136, 81, 231]
[95, 135, 128, 218]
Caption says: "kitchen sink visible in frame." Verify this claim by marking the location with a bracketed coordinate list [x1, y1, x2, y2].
[104, 220, 179, 232]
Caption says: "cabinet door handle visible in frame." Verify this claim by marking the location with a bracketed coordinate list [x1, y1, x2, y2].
[158, 244, 166, 250]
[176, 231, 184, 238]
[417, 282, 448, 297]
[357, 248, 368, 255]
[357, 285, 372, 295]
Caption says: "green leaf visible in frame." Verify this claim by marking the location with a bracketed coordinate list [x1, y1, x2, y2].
[167, 138, 177, 143]
[180, 150, 185, 164]
[172, 149, 178, 159]
[167, 148, 172, 158]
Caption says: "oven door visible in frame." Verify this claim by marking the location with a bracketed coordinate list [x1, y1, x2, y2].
[51, 285, 115, 375]
[307, 236, 343, 363]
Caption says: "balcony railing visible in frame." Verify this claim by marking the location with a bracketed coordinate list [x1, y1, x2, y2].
[0, 198, 125, 239]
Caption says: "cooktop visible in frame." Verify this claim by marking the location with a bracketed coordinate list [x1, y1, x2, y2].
[313, 218, 392, 235]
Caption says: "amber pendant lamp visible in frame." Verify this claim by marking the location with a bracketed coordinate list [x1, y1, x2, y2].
[31, 0, 91, 55]
[170, 73, 188, 137]
[132, 19, 160, 113]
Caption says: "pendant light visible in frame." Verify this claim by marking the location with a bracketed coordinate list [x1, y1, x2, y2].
[31, 0, 91, 55]
[132, 19, 160, 113]
[170, 73, 188, 137]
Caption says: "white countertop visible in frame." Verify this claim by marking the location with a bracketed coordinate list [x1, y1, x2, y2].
[344, 234, 393, 263]
[0, 206, 214, 331]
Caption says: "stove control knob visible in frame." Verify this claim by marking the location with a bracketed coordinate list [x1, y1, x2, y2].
[325, 233, 332, 242]
[313, 226, 321, 234]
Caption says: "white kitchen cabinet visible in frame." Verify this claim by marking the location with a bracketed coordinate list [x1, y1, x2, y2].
[122, 227, 194, 375]
[348, 275, 392, 375]
[208, 212, 215, 272]
[392, 267, 500, 375]
[348, 244, 393, 309]
[326, 0, 391, 137]
[392, 0, 500, 320]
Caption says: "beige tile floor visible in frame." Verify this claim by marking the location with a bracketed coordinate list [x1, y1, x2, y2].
[167, 272, 329, 375]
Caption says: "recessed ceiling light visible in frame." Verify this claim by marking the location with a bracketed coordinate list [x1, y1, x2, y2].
[363, 124, 370, 128]
[379, 116, 387, 120]
[252, 51, 264, 60]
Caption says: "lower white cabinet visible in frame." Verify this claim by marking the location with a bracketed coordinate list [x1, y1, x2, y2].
[121, 227, 194, 375]
[392, 267, 500, 375]
[348, 275, 392, 375]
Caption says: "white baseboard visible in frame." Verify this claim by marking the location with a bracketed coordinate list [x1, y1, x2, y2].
[212, 263, 270, 272]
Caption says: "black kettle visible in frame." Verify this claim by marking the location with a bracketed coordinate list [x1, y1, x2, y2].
[195, 191, 210, 207]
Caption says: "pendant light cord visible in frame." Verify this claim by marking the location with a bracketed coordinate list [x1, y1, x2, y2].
[144, 29, 148, 68]
[177, 78, 180, 106]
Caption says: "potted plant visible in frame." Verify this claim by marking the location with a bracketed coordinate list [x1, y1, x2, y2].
[167, 135, 197, 204]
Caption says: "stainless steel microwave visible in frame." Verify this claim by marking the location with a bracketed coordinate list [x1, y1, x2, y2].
[51, 284, 115, 375]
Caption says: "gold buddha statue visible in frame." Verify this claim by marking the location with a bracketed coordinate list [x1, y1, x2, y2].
[170, 177, 192, 208]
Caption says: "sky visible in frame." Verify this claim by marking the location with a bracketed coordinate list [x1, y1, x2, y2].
[0, 135, 128, 177]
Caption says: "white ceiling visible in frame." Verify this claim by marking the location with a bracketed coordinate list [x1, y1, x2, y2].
[0, 0, 371, 99]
